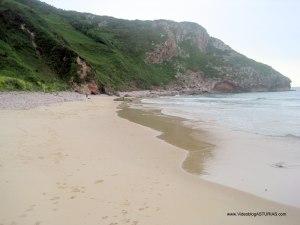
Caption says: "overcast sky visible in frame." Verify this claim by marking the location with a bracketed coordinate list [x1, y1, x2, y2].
[43, 0, 300, 86]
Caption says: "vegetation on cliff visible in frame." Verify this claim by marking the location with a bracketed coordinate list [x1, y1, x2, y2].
[0, 0, 291, 93]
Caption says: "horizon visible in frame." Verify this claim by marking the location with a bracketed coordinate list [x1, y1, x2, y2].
[43, 0, 300, 86]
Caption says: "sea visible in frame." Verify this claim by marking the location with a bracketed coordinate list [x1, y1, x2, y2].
[140, 88, 300, 207]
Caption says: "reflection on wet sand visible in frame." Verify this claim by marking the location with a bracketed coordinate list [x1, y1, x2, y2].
[118, 106, 215, 175]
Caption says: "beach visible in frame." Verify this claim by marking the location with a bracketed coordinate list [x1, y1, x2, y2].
[0, 94, 299, 225]
[135, 90, 300, 207]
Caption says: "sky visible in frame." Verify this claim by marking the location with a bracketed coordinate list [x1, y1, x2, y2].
[43, 0, 300, 86]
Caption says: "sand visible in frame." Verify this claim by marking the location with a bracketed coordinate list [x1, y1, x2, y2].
[118, 106, 300, 207]
[0, 95, 299, 225]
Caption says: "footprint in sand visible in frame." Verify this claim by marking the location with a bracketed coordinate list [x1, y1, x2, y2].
[66, 186, 85, 195]
[121, 200, 130, 206]
[71, 186, 77, 192]
[25, 204, 36, 212]
[121, 218, 131, 224]
[95, 179, 104, 184]
[50, 196, 60, 201]
[138, 205, 149, 211]
[56, 182, 68, 189]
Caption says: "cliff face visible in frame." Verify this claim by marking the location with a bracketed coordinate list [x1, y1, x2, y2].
[145, 21, 210, 64]
[0, 0, 291, 93]
[144, 22, 291, 93]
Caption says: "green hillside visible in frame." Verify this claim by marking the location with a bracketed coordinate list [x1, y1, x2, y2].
[0, 0, 291, 93]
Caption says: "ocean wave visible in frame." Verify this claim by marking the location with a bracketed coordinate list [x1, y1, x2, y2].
[141, 90, 300, 138]
[284, 134, 300, 139]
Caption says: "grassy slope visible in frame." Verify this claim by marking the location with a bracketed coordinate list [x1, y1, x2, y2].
[0, 0, 289, 92]
[0, 0, 176, 91]
[0, 0, 69, 91]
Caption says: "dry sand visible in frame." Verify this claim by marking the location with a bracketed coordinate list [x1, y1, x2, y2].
[0, 95, 299, 225]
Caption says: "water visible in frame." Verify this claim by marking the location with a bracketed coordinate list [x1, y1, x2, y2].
[140, 88, 300, 207]
[142, 88, 300, 138]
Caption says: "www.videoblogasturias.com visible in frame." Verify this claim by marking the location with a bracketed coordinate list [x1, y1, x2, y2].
[227, 211, 287, 217]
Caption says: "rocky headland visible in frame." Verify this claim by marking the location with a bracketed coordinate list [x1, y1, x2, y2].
[0, 0, 291, 94]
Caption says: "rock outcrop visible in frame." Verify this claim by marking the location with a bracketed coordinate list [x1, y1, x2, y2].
[144, 21, 291, 93]
[73, 57, 101, 94]
[146, 20, 210, 64]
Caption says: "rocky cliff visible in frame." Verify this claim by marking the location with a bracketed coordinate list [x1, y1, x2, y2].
[144, 21, 290, 93]
[0, 0, 291, 93]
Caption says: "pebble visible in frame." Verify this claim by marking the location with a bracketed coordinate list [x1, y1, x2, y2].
[0, 91, 86, 110]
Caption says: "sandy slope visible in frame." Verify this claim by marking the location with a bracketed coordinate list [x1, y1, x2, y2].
[0, 96, 299, 225]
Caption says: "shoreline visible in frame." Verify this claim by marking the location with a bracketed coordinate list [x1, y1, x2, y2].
[117, 88, 294, 98]
[117, 106, 215, 175]
[0, 89, 295, 111]
[121, 96, 300, 208]
[1, 94, 299, 224]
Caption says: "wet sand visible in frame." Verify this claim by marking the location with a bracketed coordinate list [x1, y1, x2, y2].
[1, 96, 300, 225]
[118, 107, 215, 175]
[120, 102, 300, 207]
[118, 103, 300, 216]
